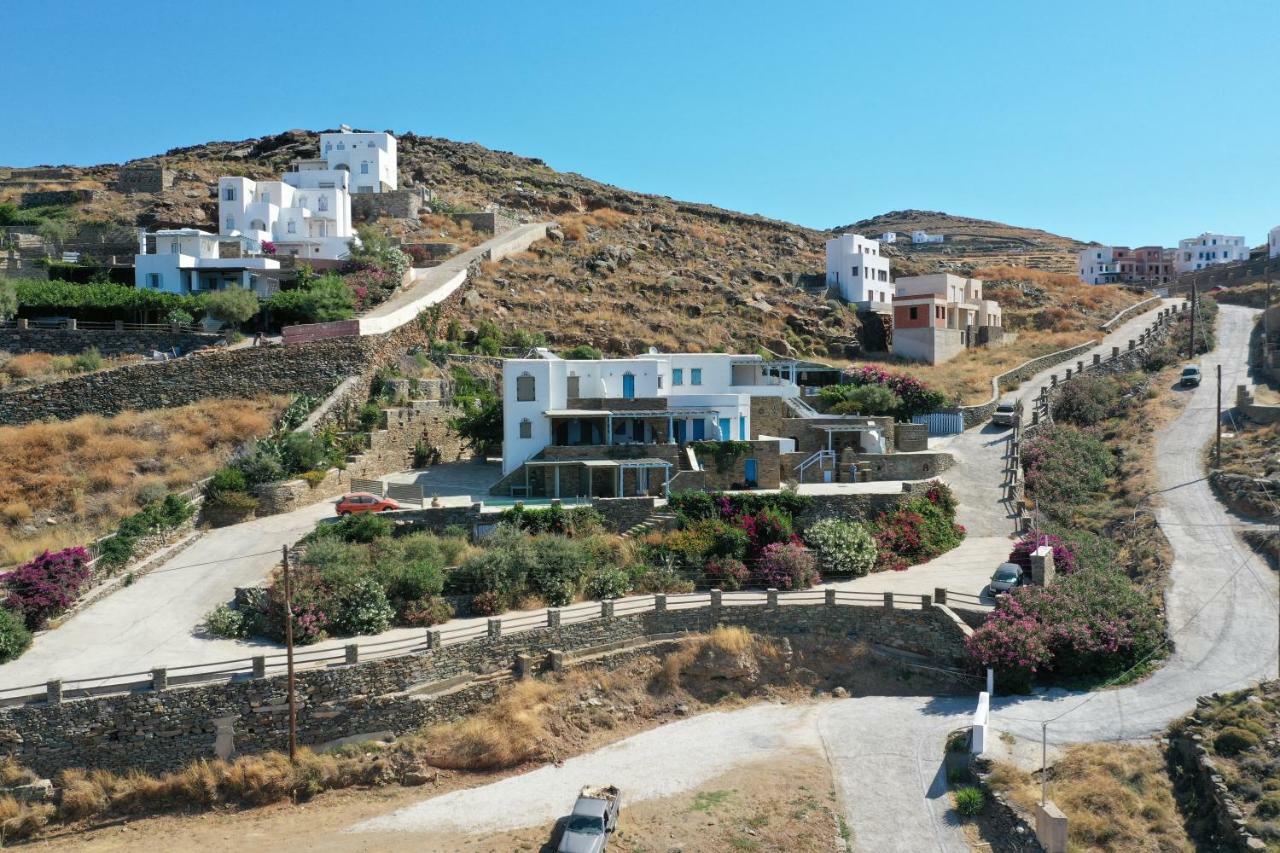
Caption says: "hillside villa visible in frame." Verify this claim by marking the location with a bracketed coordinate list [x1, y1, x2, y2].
[912, 230, 944, 244]
[1077, 245, 1172, 286]
[891, 273, 1003, 365]
[825, 233, 892, 308]
[1174, 232, 1249, 273]
[1269, 225, 1279, 259]
[493, 350, 950, 499]
[133, 228, 280, 297]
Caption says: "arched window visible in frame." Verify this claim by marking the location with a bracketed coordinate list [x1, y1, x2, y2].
[518, 418, 532, 439]
[250, 219, 267, 232]
[516, 372, 536, 401]
[318, 196, 329, 212]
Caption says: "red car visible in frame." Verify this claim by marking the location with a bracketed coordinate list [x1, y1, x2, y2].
[335, 492, 400, 516]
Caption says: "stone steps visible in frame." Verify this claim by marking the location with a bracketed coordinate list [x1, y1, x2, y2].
[622, 512, 678, 539]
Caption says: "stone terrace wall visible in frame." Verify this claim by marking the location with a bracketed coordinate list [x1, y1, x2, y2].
[797, 481, 932, 528]
[0, 337, 367, 425]
[0, 601, 971, 777]
[953, 339, 1099, 428]
[0, 327, 217, 359]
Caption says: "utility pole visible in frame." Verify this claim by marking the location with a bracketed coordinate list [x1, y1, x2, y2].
[1267, 278, 1275, 370]
[1216, 364, 1223, 466]
[1189, 282, 1197, 359]
[282, 544, 297, 763]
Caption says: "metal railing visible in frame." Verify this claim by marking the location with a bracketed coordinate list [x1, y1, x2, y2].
[0, 585, 977, 709]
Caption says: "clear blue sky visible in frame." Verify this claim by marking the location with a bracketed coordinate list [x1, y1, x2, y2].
[5, 0, 1277, 247]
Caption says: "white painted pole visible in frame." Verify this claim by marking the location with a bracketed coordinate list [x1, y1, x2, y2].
[1041, 722, 1048, 806]
[986, 667, 994, 697]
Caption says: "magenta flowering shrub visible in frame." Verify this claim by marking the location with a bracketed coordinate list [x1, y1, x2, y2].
[705, 556, 751, 591]
[832, 366, 949, 420]
[3, 546, 92, 629]
[754, 542, 820, 590]
[965, 568, 1163, 691]
[1007, 534, 1077, 575]
[260, 240, 276, 255]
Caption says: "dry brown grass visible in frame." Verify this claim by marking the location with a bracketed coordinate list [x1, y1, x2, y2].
[0, 396, 288, 564]
[988, 743, 1191, 852]
[421, 680, 556, 770]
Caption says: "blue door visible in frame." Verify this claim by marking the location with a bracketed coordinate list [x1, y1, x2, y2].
[675, 420, 686, 443]
[622, 373, 635, 399]
[739, 415, 747, 440]
[718, 418, 731, 441]
[692, 419, 706, 440]
[744, 459, 758, 485]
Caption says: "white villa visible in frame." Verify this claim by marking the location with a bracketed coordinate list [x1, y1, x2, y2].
[912, 230, 944, 244]
[1269, 225, 1280, 259]
[825, 233, 892, 308]
[319, 127, 397, 193]
[501, 351, 803, 478]
[880, 231, 897, 244]
[133, 229, 280, 296]
[1174, 232, 1249, 273]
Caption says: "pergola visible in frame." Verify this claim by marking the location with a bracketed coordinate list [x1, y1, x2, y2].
[814, 423, 886, 454]
[545, 407, 722, 444]
[517, 458, 675, 498]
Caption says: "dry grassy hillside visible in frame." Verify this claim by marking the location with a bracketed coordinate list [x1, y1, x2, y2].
[3, 129, 1113, 359]
[0, 397, 288, 564]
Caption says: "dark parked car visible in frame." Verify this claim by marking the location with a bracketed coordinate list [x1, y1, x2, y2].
[1180, 365, 1202, 388]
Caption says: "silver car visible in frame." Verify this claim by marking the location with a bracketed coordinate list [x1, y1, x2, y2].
[991, 399, 1019, 427]
[989, 562, 1024, 594]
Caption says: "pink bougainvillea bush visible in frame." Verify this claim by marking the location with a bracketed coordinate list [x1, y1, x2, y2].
[1007, 534, 1078, 575]
[965, 568, 1163, 692]
[754, 542, 820, 590]
[3, 546, 92, 629]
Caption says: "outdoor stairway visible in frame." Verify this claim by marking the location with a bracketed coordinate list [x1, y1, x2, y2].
[785, 396, 823, 418]
[622, 512, 678, 539]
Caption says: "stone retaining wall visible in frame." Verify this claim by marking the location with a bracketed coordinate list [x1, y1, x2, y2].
[953, 339, 1100, 428]
[796, 481, 932, 528]
[0, 601, 971, 776]
[20, 189, 98, 207]
[0, 327, 217, 359]
[1168, 726, 1267, 851]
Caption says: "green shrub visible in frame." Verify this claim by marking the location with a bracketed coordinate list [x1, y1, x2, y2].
[330, 512, 393, 542]
[952, 786, 984, 816]
[827, 384, 902, 416]
[587, 565, 632, 599]
[204, 286, 259, 329]
[384, 561, 445, 603]
[232, 448, 285, 486]
[71, 347, 103, 373]
[357, 402, 383, 431]
[1215, 727, 1261, 756]
[562, 344, 603, 360]
[134, 481, 170, 507]
[1257, 793, 1280, 819]
[204, 604, 248, 639]
[529, 536, 590, 606]
[209, 467, 248, 494]
[0, 607, 32, 662]
[328, 577, 393, 636]
[469, 589, 503, 616]
[804, 517, 876, 577]
[397, 595, 454, 627]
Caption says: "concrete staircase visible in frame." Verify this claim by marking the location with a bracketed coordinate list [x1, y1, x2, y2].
[622, 512, 678, 539]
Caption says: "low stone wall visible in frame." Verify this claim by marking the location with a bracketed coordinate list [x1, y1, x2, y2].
[20, 189, 98, 207]
[0, 327, 217, 359]
[853, 451, 953, 481]
[796, 481, 932, 528]
[351, 190, 425, 222]
[953, 339, 1100, 428]
[1100, 295, 1161, 331]
[0, 337, 367, 425]
[1208, 471, 1278, 522]
[1168, 724, 1267, 852]
[0, 600, 971, 777]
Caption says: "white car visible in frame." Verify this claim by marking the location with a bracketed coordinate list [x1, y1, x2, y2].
[989, 562, 1024, 594]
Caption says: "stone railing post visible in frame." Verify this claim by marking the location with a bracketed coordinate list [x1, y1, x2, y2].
[1064, 367, 1072, 380]
[1049, 374, 1057, 386]
[547, 608, 561, 628]
[1128, 339, 1136, 351]
[601, 600, 615, 620]
[883, 591, 894, 609]
[654, 593, 667, 612]
[1092, 353, 1101, 366]
[65, 318, 77, 331]
[514, 652, 531, 680]
[487, 618, 502, 638]
[114, 319, 124, 332]
[710, 589, 723, 608]
[1111, 345, 1120, 359]
[825, 588, 836, 606]
[426, 629, 441, 649]
[46, 679, 62, 704]
[921, 593, 933, 610]
[151, 667, 168, 692]
[1031, 410, 1040, 426]
[935, 587, 947, 605]
[1076, 360, 1084, 373]
[252, 656, 266, 678]
[345, 644, 359, 665]
[16, 318, 27, 330]
[548, 649, 566, 672]
[767, 588, 779, 608]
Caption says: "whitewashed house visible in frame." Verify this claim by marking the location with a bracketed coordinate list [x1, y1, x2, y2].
[218, 166, 355, 261]
[880, 231, 897, 244]
[1174, 232, 1249, 273]
[133, 229, 279, 296]
[912, 230, 944, 244]
[1268, 225, 1280, 259]
[825, 233, 893, 308]
[319, 127, 398, 193]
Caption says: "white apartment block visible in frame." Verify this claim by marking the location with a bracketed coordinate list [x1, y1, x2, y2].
[1269, 225, 1280, 259]
[133, 229, 280, 297]
[319, 127, 397, 193]
[825, 233, 893, 308]
[501, 352, 800, 478]
[1174, 232, 1249, 273]
[912, 230, 944, 244]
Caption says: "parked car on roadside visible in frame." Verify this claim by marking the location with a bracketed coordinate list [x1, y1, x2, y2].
[988, 562, 1024, 595]
[557, 785, 621, 853]
[1180, 365, 1202, 388]
[991, 399, 1020, 427]
[335, 492, 400, 516]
